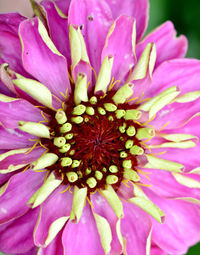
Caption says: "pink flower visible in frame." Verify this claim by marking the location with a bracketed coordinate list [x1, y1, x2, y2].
[0, 0, 200, 255]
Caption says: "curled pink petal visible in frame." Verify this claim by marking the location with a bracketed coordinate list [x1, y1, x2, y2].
[19, 17, 71, 99]
[106, 0, 149, 41]
[136, 21, 188, 68]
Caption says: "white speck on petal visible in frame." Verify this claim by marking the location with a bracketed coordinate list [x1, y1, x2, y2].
[124, 54, 130, 60]
[159, 109, 171, 118]
[95, 196, 103, 205]
[7, 128, 23, 137]
[1, 208, 7, 214]
[81, 216, 86, 224]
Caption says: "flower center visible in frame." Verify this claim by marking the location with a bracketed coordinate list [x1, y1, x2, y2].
[43, 90, 151, 191]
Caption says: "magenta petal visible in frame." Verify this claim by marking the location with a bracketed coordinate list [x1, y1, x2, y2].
[142, 168, 200, 201]
[19, 17, 71, 99]
[68, 0, 113, 73]
[0, 170, 45, 224]
[0, 13, 29, 76]
[151, 244, 166, 255]
[62, 201, 105, 255]
[136, 21, 187, 68]
[0, 126, 35, 149]
[146, 59, 200, 98]
[146, 189, 200, 255]
[0, 99, 43, 129]
[106, 0, 149, 41]
[121, 201, 152, 255]
[101, 15, 136, 83]
[34, 185, 73, 247]
[41, 1, 71, 64]
[0, 208, 39, 255]
[38, 230, 64, 255]
[91, 192, 122, 255]
[0, 146, 45, 170]
[0, 172, 13, 186]
[54, 0, 71, 15]
[0, 80, 15, 97]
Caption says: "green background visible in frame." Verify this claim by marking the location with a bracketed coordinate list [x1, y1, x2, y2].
[0, 0, 200, 254]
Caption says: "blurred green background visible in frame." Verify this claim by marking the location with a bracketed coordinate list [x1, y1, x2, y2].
[0, 0, 200, 255]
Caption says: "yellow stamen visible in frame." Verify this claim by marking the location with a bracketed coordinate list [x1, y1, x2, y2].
[108, 77, 115, 91]
[127, 97, 139, 102]
[158, 121, 170, 132]
[34, 170, 48, 173]
[68, 68, 74, 83]
[34, 105, 47, 109]
[87, 81, 91, 89]
[22, 164, 30, 172]
[60, 92, 67, 100]
[86, 196, 94, 208]
[137, 183, 152, 187]
[60, 185, 70, 194]
[142, 114, 156, 125]
[43, 171, 50, 183]
[39, 140, 48, 150]
[90, 66, 97, 81]
[140, 142, 152, 153]
[137, 97, 151, 104]
[62, 102, 66, 110]
[135, 92, 145, 104]
[25, 140, 39, 154]
[150, 151, 167, 156]
[122, 180, 130, 188]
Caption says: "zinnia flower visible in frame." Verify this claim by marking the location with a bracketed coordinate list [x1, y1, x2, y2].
[0, 0, 200, 254]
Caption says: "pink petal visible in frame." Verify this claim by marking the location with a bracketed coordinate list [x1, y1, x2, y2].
[91, 192, 122, 255]
[121, 201, 152, 255]
[151, 99, 200, 130]
[34, 185, 73, 247]
[106, 0, 149, 41]
[68, 0, 113, 73]
[136, 21, 187, 68]
[0, 13, 28, 76]
[149, 115, 200, 172]
[21, 247, 38, 255]
[62, 201, 105, 255]
[0, 126, 35, 150]
[0, 172, 13, 186]
[151, 244, 166, 255]
[146, 189, 200, 255]
[145, 59, 200, 99]
[19, 17, 71, 99]
[142, 168, 200, 201]
[38, 230, 64, 255]
[41, 1, 71, 65]
[0, 170, 45, 224]
[0, 208, 39, 255]
[0, 99, 43, 129]
[0, 80, 15, 96]
[101, 15, 136, 83]
[54, 0, 71, 15]
[0, 146, 45, 170]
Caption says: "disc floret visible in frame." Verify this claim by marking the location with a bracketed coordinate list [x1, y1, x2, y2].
[44, 90, 148, 192]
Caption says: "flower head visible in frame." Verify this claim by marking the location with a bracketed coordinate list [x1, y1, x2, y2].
[0, 0, 200, 255]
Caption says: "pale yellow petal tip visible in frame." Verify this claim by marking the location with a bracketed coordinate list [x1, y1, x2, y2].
[93, 213, 112, 255]
[70, 186, 87, 223]
[94, 55, 114, 94]
[130, 184, 165, 223]
[29, 172, 62, 208]
[101, 185, 124, 218]
[145, 154, 184, 173]
[18, 121, 50, 139]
